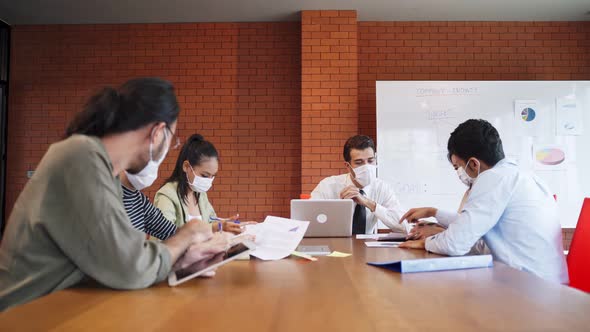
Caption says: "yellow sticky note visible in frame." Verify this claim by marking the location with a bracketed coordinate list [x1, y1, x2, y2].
[291, 251, 318, 261]
[327, 251, 352, 258]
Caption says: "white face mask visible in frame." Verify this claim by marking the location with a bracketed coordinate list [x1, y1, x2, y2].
[187, 166, 215, 193]
[456, 159, 479, 187]
[126, 128, 169, 191]
[352, 164, 377, 188]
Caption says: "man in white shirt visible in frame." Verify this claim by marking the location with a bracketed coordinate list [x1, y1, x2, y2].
[311, 135, 409, 234]
[400, 119, 568, 284]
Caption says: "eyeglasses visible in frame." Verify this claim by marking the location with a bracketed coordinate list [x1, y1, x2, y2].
[166, 126, 181, 150]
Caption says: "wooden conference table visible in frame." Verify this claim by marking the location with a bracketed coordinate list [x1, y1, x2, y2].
[1, 238, 590, 331]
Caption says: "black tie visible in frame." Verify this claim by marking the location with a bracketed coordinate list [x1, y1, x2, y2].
[352, 189, 366, 235]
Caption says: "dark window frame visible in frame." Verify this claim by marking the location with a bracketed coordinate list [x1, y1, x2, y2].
[0, 20, 10, 237]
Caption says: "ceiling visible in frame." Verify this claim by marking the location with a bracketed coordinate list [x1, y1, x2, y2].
[1, 0, 590, 25]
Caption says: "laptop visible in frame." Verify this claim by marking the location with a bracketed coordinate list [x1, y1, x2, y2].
[290, 199, 355, 237]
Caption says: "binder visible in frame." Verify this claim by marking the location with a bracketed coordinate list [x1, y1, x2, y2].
[367, 255, 493, 273]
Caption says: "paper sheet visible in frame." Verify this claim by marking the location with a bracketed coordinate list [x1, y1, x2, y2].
[243, 216, 309, 260]
[365, 241, 402, 248]
[514, 99, 543, 136]
[556, 96, 583, 136]
[326, 251, 352, 258]
[356, 234, 390, 240]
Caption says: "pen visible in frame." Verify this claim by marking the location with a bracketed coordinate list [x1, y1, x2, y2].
[210, 216, 240, 224]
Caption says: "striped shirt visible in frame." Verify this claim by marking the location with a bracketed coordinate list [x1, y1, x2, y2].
[122, 185, 177, 240]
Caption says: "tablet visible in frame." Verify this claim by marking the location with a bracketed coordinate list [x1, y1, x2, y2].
[168, 240, 256, 286]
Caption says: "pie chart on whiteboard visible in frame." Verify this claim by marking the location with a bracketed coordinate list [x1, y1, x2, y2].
[535, 148, 565, 166]
[521, 108, 536, 122]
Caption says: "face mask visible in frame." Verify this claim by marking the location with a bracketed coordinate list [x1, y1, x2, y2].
[352, 164, 377, 188]
[456, 159, 479, 187]
[187, 166, 215, 193]
[126, 128, 169, 191]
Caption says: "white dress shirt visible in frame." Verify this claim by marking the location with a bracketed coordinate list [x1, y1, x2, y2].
[426, 159, 569, 284]
[310, 174, 408, 234]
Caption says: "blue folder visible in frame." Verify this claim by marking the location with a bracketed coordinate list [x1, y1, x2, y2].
[367, 255, 493, 273]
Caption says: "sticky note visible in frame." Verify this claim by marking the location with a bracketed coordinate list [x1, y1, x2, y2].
[327, 251, 352, 258]
[291, 251, 318, 261]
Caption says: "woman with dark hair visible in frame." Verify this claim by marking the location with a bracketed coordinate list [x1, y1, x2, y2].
[155, 134, 252, 234]
[0, 78, 229, 311]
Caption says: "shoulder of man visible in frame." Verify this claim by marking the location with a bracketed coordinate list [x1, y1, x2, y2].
[51, 135, 111, 170]
[319, 173, 349, 184]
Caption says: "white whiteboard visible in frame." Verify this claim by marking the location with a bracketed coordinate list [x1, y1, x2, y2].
[376, 81, 590, 228]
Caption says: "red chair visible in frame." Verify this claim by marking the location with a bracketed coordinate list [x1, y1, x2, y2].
[567, 198, 590, 292]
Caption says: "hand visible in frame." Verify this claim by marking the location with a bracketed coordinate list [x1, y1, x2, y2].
[174, 233, 231, 270]
[339, 186, 376, 211]
[211, 214, 257, 235]
[175, 252, 225, 276]
[221, 221, 243, 234]
[406, 224, 445, 240]
[340, 185, 361, 200]
[184, 220, 213, 243]
[400, 207, 437, 224]
[399, 239, 426, 249]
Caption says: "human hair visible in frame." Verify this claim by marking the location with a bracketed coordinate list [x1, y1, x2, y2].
[343, 135, 376, 162]
[65, 77, 179, 137]
[447, 119, 505, 166]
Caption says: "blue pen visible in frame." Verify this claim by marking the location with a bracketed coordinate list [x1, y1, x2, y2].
[210, 216, 240, 224]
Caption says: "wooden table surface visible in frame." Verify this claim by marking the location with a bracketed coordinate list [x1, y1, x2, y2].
[1, 238, 589, 331]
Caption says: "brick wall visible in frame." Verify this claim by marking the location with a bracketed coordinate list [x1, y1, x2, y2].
[4, 17, 588, 247]
[301, 10, 358, 193]
[358, 21, 590, 139]
[5, 22, 301, 221]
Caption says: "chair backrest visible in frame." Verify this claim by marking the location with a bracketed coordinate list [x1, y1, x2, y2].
[567, 198, 590, 292]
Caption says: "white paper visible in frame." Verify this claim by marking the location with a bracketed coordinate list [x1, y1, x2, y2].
[356, 234, 390, 240]
[364, 241, 402, 248]
[514, 100, 544, 136]
[556, 96, 583, 136]
[243, 216, 309, 260]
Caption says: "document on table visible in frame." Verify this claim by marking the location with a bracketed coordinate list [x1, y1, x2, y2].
[367, 255, 494, 273]
[243, 216, 309, 260]
[365, 241, 402, 248]
[356, 234, 391, 240]
[356, 232, 409, 241]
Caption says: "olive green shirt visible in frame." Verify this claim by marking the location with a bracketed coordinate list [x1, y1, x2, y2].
[0, 135, 172, 311]
[154, 182, 216, 228]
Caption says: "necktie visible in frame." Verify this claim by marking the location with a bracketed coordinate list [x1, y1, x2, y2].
[352, 189, 366, 234]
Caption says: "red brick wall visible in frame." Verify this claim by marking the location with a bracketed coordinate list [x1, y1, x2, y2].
[5, 18, 590, 243]
[5, 22, 301, 221]
[358, 21, 590, 139]
[301, 10, 358, 193]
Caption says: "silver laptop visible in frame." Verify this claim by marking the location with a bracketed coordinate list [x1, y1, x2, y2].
[290, 199, 355, 237]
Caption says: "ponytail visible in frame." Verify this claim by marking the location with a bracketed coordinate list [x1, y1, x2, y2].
[66, 77, 179, 138]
